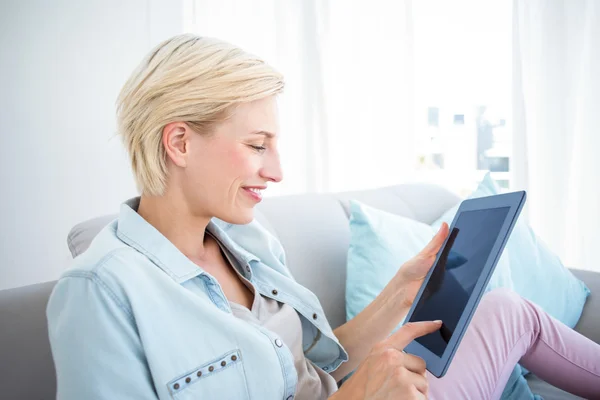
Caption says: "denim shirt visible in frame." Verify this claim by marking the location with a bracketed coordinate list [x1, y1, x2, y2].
[46, 198, 348, 400]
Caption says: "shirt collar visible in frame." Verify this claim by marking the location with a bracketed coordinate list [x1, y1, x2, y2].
[116, 197, 259, 284]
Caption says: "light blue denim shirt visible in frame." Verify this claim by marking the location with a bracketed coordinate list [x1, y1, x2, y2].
[47, 197, 348, 400]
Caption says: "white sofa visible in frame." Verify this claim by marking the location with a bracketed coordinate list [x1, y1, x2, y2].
[0, 183, 597, 399]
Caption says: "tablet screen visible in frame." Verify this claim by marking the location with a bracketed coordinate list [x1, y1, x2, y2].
[408, 206, 510, 357]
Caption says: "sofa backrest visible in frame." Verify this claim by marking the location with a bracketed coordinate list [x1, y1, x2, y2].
[255, 184, 460, 329]
[66, 183, 460, 329]
[0, 183, 460, 399]
[0, 281, 58, 399]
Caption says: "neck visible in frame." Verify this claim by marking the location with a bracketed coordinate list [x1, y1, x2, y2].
[137, 189, 213, 262]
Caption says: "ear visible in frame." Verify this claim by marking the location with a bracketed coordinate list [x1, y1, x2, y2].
[162, 122, 191, 168]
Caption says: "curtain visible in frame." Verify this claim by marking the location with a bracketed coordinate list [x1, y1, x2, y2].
[513, 0, 600, 271]
[185, 0, 416, 196]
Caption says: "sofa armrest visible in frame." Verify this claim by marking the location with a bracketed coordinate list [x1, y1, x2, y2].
[570, 268, 599, 345]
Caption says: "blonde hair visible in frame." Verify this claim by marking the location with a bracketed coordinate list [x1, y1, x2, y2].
[116, 34, 284, 196]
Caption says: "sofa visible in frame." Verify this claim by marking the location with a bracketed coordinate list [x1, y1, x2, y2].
[0, 183, 598, 399]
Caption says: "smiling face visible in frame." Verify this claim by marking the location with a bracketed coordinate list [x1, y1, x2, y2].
[163, 95, 283, 224]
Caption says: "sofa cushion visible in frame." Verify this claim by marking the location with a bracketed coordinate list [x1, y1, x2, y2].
[67, 214, 116, 257]
[344, 199, 536, 400]
[432, 173, 591, 331]
[526, 374, 585, 400]
[345, 199, 514, 324]
[570, 269, 600, 345]
[0, 281, 57, 399]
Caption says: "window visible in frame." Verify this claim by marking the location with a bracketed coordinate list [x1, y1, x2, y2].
[412, 0, 513, 196]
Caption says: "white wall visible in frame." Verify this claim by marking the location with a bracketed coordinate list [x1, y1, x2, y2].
[0, 0, 183, 290]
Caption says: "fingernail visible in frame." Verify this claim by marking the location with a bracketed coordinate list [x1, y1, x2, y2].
[434, 320, 442, 324]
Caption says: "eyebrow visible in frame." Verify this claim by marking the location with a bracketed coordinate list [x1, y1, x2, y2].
[251, 130, 276, 138]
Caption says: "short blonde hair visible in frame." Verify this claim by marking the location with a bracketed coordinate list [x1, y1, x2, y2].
[116, 34, 284, 196]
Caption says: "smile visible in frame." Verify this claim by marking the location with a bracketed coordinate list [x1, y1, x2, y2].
[242, 187, 264, 202]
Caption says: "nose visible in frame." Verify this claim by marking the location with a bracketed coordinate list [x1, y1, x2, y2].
[259, 150, 283, 183]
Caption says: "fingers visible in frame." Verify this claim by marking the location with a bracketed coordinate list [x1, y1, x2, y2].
[410, 384, 429, 400]
[420, 222, 449, 256]
[389, 320, 443, 349]
[393, 368, 429, 397]
[407, 369, 429, 395]
[364, 344, 432, 399]
[402, 353, 427, 375]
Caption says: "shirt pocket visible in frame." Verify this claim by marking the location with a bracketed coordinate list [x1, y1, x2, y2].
[168, 349, 250, 400]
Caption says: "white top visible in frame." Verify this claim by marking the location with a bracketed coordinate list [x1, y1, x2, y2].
[218, 238, 339, 400]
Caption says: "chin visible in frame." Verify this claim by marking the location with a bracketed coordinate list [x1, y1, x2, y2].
[218, 209, 254, 225]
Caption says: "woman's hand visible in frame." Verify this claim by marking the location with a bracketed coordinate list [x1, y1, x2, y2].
[329, 222, 449, 384]
[331, 320, 442, 400]
[395, 223, 449, 309]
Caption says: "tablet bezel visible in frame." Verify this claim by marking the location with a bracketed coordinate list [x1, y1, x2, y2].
[403, 190, 527, 378]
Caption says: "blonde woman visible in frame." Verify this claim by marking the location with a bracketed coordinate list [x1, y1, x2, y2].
[47, 34, 600, 400]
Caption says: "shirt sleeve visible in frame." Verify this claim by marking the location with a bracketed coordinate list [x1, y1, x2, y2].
[46, 273, 158, 399]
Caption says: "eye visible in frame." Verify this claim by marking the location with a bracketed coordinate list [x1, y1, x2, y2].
[249, 145, 267, 153]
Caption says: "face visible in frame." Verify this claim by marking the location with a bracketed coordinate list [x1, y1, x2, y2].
[163, 96, 283, 224]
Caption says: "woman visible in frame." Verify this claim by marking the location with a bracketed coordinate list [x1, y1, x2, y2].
[47, 34, 600, 400]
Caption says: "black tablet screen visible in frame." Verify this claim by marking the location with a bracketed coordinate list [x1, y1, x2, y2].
[408, 206, 510, 357]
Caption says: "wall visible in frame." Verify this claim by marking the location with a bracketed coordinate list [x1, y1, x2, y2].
[0, 0, 183, 290]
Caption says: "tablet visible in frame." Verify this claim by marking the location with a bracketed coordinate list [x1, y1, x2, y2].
[403, 190, 526, 378]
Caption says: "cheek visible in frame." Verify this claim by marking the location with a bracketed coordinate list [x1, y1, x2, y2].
[224, 146, 259, 178]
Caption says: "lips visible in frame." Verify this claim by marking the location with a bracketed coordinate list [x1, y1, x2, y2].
[242, 187, 265, 202]
[246, 187, 263, 195]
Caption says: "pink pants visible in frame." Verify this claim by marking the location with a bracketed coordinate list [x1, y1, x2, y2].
[427, 288, 600, 400]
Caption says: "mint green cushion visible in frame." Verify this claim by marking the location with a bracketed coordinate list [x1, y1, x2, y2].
[432, 173, 590, 381]
[344, 199, 531, 399]
[345, 175, 590, 398]
[432, 173, 590, 329]
[345, 199, 513, 325]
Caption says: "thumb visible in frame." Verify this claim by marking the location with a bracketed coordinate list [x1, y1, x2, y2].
[420, 222, 449, 257]
[388, 320, 443, 350]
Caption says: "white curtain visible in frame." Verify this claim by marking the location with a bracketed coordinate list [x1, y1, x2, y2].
[513, 0, 600, 271]
[184, 0, 416, 196]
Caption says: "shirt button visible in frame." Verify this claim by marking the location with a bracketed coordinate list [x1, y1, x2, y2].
[312, 313, 318, 320]
[173, 383, 180, 390]
[275, 338, 283, 347]
[221, 361, 227, 367]
[208, 366, 214, 372]
[231, 355, 238, 361]
[272, 289, 278, 295]
[323, 366, 329, 371]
